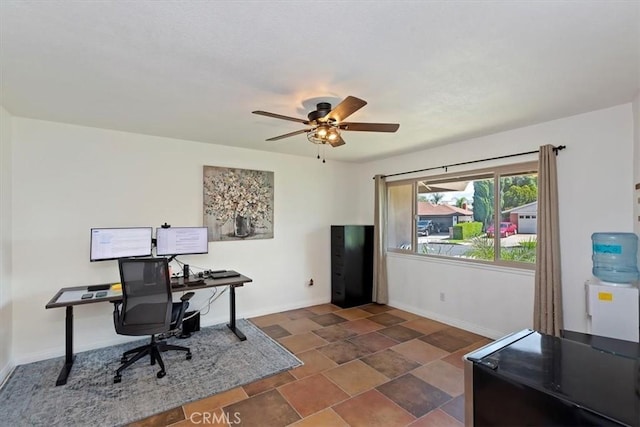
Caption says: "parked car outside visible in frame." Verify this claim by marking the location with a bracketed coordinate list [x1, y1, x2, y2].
[487, 222, 518, 238]
[417, 219, 434, 236]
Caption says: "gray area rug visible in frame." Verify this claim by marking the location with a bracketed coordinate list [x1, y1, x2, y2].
[0, 319, 301, 426]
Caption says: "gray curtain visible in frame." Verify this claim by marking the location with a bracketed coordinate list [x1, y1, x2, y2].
[373, 175, 389, 304]
[533, 145, 563, 336]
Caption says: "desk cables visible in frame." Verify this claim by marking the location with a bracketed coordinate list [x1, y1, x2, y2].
[169, 260, 232, 321]
[178, 283, 230, 322]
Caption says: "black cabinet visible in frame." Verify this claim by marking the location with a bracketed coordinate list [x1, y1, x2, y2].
[464, 329, 640, 427]
[331, 225, 374, 308]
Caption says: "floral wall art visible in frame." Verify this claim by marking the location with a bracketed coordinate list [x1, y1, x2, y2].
[203, 166, 274, 241]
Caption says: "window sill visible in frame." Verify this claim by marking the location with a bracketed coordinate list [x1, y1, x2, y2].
[387, 250, 535, 276]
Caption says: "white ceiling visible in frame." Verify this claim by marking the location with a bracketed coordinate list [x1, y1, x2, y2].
[1, 1, 639, 163]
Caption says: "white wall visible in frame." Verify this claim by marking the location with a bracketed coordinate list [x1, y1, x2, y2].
[7, 102, 637, 363]
[0, 106, 14, 382]
[10, 117, 357, 363]
[633, 92, 640, 248]
[353, 104, 635, 338]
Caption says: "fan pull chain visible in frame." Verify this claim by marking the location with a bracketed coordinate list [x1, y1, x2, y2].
[317, 144, 320, 160]
[322, 145, 326, 163]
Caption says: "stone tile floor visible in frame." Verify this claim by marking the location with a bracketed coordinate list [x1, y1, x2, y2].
[129, 304, 491, 427]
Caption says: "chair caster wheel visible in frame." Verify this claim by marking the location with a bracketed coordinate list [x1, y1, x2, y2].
[114, 375, 122, 384]
[157, 370, 166, 379]
[186, 352, 192, 360]
[120, 357, 128, 363]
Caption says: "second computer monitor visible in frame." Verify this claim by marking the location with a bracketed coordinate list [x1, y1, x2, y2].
[156, 227, 209, 256]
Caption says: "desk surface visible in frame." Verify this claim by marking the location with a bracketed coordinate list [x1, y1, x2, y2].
[46, 274, 253, 309]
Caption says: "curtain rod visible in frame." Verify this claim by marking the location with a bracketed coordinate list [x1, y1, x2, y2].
[376, 145, 566, 179]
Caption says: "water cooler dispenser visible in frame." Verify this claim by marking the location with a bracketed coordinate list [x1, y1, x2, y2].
[586, 232, 639, 342]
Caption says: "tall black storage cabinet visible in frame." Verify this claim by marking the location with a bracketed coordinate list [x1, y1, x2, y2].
[331, 225, 374, 308]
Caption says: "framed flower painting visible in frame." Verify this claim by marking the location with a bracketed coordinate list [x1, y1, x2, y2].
[203, 166, 274, 241]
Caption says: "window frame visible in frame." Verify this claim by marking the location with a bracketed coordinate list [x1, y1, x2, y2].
[386, 161, 538, 270]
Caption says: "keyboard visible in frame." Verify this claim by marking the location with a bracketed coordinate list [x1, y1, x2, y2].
[210, 270, 241, 280]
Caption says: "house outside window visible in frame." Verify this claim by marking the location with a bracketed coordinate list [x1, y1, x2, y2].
[387, 161, 538, 268]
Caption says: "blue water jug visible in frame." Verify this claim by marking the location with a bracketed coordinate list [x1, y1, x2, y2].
[591, 232, 639, 283]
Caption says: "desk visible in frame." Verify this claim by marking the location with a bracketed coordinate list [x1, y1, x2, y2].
[45, 273, 252, 386]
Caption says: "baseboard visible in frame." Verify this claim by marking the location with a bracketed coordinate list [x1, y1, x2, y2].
[198, 296, 331, 329]
[0, 360, 16, 390]
[13, 297, 333, 365]
[388, 300, 505, 340]
[13, 334, 144, 366]
[240, 297, 331, 322]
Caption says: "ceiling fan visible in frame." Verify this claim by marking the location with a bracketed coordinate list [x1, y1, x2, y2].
[252, 96, 400, 148]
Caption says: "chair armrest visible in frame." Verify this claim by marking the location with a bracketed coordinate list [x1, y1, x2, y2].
[180, 292, 195, 302]
[112, 301, 122, 332]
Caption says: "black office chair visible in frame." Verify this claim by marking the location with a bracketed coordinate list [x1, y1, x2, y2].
[112, 257, 194, 383]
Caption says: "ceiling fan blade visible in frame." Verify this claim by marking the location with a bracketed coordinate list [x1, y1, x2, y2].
[328, 135, 346, 147]
[338, 122, 400, 132]
[266, 129, 309, 141]
[324, 96, 367, 123]
[252, 110, 309, 124]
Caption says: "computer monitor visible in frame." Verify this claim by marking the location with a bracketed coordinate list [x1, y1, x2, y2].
[90, 227, 153, 262]
[155, 227, 209, 256]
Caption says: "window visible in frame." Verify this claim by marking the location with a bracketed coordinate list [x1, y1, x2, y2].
[387, 183, 412, 250]
[387, 161, 538, 267]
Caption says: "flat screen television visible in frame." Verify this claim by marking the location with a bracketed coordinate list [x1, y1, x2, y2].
[156, 227, 209, 256]
[90, 227, 153, 262]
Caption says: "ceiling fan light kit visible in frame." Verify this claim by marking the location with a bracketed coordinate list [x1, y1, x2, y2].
[252, 96, 400, 161]
[307, 124, 341, 145]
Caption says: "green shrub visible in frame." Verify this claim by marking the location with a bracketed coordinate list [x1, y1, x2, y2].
[466, 236, 494, 260]
[501, 237, 537, 263]
[501, 246, 536, 263]
[451, 221, 483, 240]
[465, 236, 537, 263]
[518, 237, 537, 250]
